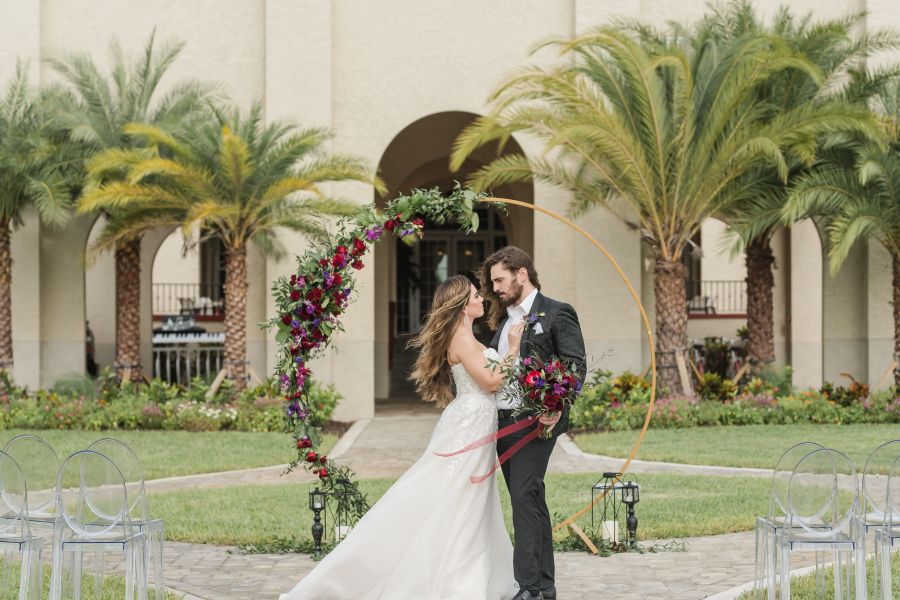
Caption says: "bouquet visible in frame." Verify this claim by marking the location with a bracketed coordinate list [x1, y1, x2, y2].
[491, 353, 584, 438]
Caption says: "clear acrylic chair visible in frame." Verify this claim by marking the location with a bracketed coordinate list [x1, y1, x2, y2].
[753, 441, 824, 599]
[777, 447, 864, 599]
[87, 438, 165, 599]
[874, 455, 900, 600]
[0, 450, 43, 600]
[861, 440, 900, 597]
[2, 434, 61, 527]
[50, 450, 149, 600]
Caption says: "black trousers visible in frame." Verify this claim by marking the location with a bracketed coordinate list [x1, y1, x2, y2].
[497, 416, 556, 593]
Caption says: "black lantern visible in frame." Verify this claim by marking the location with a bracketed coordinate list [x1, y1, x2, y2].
[591, 472, 625, 547]
[621, 479, 640, 549]
[329, 478, 356, 542]
[309, 487, 326, 558]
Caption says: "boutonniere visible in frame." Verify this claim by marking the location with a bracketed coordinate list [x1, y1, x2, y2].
[523, 311, 545, 333]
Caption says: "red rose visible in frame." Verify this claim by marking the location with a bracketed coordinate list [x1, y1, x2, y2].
[290, 290, 301, 302]
[318, 258, 329, 268]
[333, 274, 342, 286]
[384, 220, 396, 232]
[281, 314, 292, 325]
[306, 288, 324, 302]
[319, 455, 328, 464]
[352, 259, 364, 270]
[296, 439, 304, 449]
[332, 254, 346, 269]
[306, 451, 318, 463]
[412, 217, 424, 227]
[318, 468, 329, 478]
[336, 245, 348, 255]
[352, 239, 366, 254]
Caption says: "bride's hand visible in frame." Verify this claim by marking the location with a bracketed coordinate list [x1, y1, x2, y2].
[507, 321, 525, 352]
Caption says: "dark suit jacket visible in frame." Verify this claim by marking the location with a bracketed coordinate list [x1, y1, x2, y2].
[489, 291, 587, 437]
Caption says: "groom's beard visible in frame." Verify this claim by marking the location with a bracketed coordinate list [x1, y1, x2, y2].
[498, 280, 524, 307]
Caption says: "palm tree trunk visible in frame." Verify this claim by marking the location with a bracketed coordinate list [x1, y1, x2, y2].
[115, 238, 143, 382]
[224, 245, 248, 392]
[0, 219, 13, 374]
[745, 236, 776, 367]
[654, 257, 689, 395]
[894, 253, 900, 389]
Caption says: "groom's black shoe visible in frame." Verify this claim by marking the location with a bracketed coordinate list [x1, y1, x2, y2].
[511, 590, 541, 600]
[541, 585, 557, 599]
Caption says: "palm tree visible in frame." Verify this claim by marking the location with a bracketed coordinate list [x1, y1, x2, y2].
[697, 1, 896, 367]
[452, 24, 871, 392]
[784, 78, 900, 387]
[0, 65, 80, 375]
[79, 104, 383, 390]
[47, 32, 213, 382]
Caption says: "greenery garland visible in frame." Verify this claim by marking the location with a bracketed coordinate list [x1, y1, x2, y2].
[266, 184, 488, 493]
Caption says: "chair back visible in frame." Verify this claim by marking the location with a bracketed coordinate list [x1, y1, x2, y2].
[86, 438, 149, 521]
[862, 440, 900, 519]
[769, 442, 824, 518]
[0, 450, 30, 540]
[787, 447, 859, 537]
[56, 450, 133, 540]
[2, 434, 60, 518]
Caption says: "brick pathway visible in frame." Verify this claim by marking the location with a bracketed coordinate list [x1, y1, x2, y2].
[143, 407, 841, 599]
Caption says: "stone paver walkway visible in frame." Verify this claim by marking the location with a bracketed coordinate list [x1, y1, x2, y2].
[142, 407, 832, 599]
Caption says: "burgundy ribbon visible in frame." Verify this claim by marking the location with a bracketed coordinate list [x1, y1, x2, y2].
[434, 415, 545, 484]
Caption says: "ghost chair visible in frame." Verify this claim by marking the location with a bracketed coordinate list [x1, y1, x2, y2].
[753, 441, 825, 599]
[0, 450, 43, 600]
[776, 448, 864, 599]
[50, 450, 148, 600]
[87, 438, 164, 599]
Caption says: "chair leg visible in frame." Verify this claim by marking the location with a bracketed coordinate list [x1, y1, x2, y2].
[881, 539, 892, 600]
[814, 550, 824, 597]
[780, 541, 791, 600]
[832, 549, 842, 600]
[72, 547, 83, 600]
[93, 549, 104, 597]
[125, 544, 135, 600]
[153, 529, 164, 600]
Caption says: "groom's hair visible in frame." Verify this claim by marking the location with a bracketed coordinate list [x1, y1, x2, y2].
[479, 246, 541, 330]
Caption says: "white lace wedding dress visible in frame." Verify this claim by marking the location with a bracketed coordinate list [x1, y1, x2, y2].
[280, 348, 516, 600]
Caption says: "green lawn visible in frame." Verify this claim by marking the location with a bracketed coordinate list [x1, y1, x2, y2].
[0, 558, 181, 600]
[148, 471, 770, 547]
[0, 429, 336, 480]
[738, 551, 900, 599]
[572, 424, 899, 471]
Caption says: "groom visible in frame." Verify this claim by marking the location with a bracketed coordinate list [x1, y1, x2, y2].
[481, 246, 587, 600]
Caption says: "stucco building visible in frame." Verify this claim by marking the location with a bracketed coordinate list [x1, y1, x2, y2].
[3, 0, 895, 420]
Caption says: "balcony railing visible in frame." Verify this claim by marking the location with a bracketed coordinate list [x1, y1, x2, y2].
[152, 332, 225, 386]
[153, 283, 224, 317]
[685, 279, 746, 315]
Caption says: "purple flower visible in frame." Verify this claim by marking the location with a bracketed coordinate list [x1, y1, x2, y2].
[312, 318, 321, 326]
[324, 273, 335, 287]
[305, 304, 315, 315]
[533, 377, 545, 389]
[522, 357, 532, 366]
[294, 356, 304, 364]
[399, 228, 415, 237]
[290, 319, 300, 328]
[552, 383, 565, 395]
[365, 226, 384, 241]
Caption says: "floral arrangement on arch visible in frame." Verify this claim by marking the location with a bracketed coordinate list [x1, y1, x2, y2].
[266, 185, 489, 490]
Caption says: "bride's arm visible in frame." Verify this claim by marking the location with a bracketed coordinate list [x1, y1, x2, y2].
[451, 327, 523, 393]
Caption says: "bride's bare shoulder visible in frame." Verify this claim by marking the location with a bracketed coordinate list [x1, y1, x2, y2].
[447, 331, 483, 365]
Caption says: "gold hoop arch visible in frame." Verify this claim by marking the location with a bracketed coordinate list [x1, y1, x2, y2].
[480, 197, 657, 533]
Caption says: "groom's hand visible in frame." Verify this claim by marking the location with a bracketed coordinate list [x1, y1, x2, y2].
[539, 411, 561, 428]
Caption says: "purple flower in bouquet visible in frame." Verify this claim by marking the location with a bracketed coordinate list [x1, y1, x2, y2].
[365, 226, 384, 241]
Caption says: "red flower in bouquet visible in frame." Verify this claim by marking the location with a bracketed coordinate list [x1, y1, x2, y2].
[306, 451, 318, 463]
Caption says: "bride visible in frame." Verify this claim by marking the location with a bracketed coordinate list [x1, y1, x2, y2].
[280, 274, 525, 600]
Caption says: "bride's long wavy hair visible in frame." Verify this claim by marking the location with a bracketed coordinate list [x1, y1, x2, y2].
[408, 275, 472, 408]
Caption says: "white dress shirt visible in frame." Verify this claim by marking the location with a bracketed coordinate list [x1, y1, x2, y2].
[496, 288, 538, 410]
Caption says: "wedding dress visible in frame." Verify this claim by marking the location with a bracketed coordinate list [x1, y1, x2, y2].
[280, 347, 516, 600]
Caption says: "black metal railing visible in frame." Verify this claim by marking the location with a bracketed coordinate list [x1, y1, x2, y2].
[685, 280, 746, 314]
[153, 283, 224, 317]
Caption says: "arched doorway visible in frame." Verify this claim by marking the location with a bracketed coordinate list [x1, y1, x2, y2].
[373, 111, 534, 401]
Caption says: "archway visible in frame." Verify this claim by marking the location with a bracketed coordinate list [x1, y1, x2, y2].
[373, 111, 534, 401]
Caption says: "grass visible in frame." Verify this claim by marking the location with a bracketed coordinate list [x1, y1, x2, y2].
[0, 558, 181, 600]
[0, 429, 337, 480]
[738, 551, 900, 599]
[572, 424, 899, 471]
[148, 471, 771, 547]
